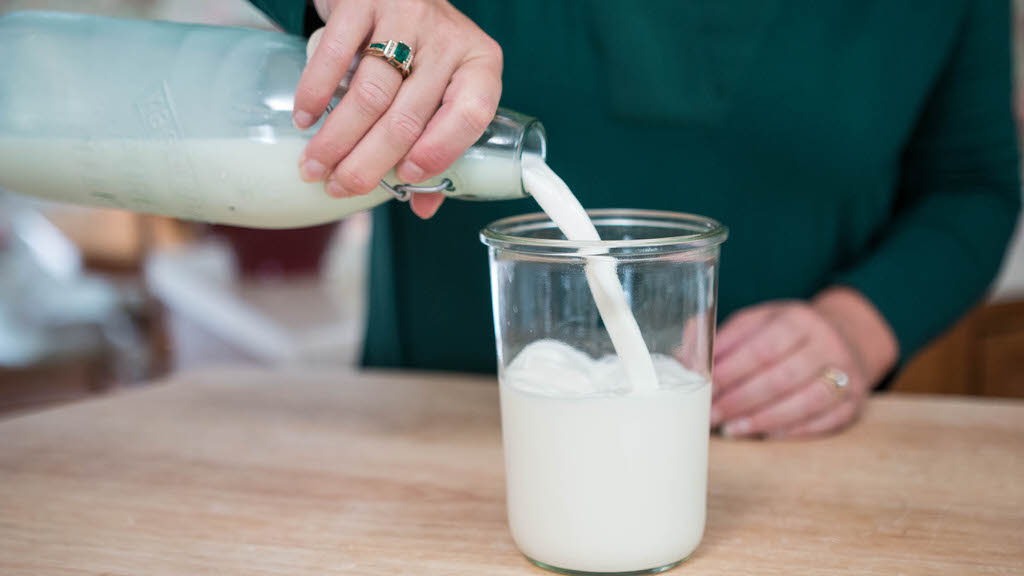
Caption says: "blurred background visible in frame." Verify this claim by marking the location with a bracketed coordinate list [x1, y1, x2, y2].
[0, 0, 1022, 415]
[0, 0, 370, 414]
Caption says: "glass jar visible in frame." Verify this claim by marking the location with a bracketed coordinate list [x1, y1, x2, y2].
[481, 209, 728, 575]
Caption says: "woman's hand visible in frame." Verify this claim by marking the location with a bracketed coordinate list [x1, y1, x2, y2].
[711, 287, 898, 439]
[295, 0, 503, 219]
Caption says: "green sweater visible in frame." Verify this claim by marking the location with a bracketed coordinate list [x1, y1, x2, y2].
[251, 0, 1020, 376]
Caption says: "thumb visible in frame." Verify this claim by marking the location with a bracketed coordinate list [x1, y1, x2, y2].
[313, 0, 334, 21]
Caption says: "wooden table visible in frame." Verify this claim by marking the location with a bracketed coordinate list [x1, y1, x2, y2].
[1, 370, 1021, 575]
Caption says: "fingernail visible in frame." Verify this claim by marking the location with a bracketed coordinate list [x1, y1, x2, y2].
[300, 159, 327, 181]
[710, 406, 723, 428]
[293, 110, 315, 130]
[326, 179, 347, 198]
[398, 161, 424, 183]
[722, 418, 750, 438]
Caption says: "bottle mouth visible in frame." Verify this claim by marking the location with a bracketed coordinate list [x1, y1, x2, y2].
[515, 120, 546, 198]
[481, 209, 728, 258]
[522, 121, 547, 163]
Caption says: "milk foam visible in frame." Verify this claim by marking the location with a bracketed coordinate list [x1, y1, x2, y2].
[503, 339, 705, 397]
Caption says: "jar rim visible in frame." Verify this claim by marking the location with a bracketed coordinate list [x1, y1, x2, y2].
[480, 209, 728, 254]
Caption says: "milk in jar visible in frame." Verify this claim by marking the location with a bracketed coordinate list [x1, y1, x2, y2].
[500, 340, 711, 573]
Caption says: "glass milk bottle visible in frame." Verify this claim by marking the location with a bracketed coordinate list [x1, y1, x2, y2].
[482, 210, 728, 575]
[0, 11, 545, 228]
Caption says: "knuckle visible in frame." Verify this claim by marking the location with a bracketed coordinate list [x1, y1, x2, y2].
[320, 36, 351, 64]
[728, 308, 761, 325]
[782, 303, 814, 325]
[428, 32, 453, 56]
[770, 317, 803, 349]
[823, 336, 848, 363]
[308, 135, 348, 164]
[405, 0, 432, 23]
[798, 305, 828, 331]
[408, 143, 451, 175]
[823, 319, 849, 347]
[352, 77, 394, 118]
[434, 19, 459, 46]
[456, 94, 497, 135]
[480, 36, 504, 67]
[385, 110, 426, 147]
[334, 164, 374, 195]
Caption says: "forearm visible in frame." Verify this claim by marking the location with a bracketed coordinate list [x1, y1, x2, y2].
[833, 0, 1019, 364]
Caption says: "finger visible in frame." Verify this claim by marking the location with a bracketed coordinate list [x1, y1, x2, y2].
[711, 340, 816, 427]
[293, 2, 375, 130]
[713, 307, 809, 396]
[395, 42, 502, 182]
[774, 400, 859, 439]
[332, 38, 460, 198]
[304, 46, 408, 192]
[721, 374, 840, 438]
[714, 303, 782, 361]
[410, 193, 445, 219]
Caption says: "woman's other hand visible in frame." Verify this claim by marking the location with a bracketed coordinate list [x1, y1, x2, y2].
[711, 287, 899, 439]
[295, 0, 503, 219]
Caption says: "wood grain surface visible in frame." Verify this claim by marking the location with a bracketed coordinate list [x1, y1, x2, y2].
[0, 369, 1021, 575]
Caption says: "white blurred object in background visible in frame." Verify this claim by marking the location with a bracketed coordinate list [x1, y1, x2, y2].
[993, 222, 1024, 302]
[0, 197, 146, 378]
[146, 213, 369, 371]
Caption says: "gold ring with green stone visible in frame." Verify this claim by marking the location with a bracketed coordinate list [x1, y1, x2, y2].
[363, 41, 414, 78]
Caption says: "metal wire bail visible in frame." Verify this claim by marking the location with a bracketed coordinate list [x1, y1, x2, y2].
[378, 178, 455, 202]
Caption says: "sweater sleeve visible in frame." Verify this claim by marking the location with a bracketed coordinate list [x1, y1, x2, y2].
[247, 0, 315, 36]
[835, 0, 1021, 363]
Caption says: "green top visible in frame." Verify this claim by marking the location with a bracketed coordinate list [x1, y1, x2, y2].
[251, 0, 1020, 375]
